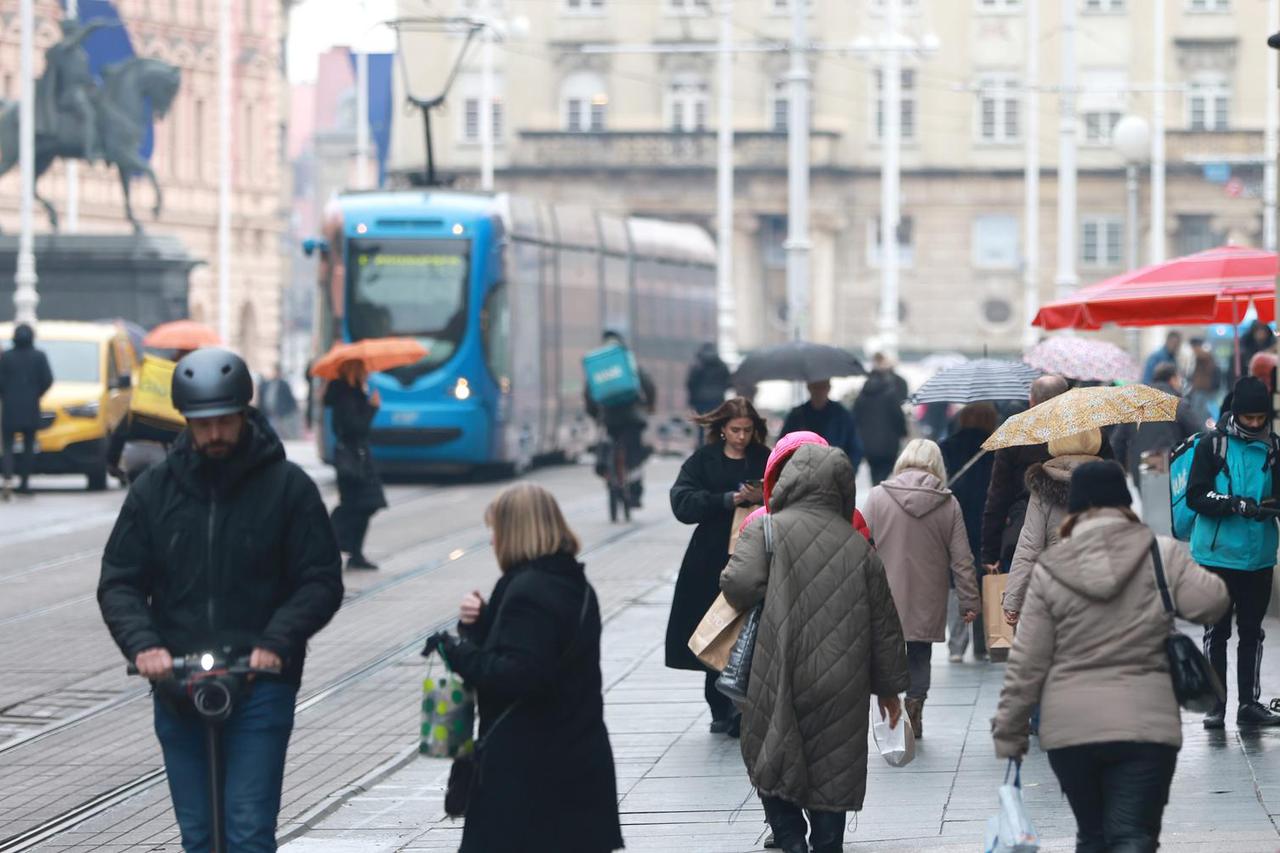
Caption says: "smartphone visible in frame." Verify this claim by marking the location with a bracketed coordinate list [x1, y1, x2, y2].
[742, 479, 763, 489]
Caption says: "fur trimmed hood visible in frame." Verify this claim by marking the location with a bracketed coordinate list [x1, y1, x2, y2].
[1024, 455, 1101, 509]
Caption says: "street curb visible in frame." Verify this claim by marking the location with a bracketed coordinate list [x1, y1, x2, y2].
[277, 745, 422, 843]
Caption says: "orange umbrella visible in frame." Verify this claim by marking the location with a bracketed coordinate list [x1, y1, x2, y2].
[144, 320, 222, 350]
[311, 338, 428, 380]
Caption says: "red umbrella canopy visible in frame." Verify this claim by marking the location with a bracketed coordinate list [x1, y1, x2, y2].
[143, 320, 222, 350]
[1033, 245, 1277, 330]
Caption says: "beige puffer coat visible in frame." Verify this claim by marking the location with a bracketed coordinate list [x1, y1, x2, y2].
[861, 469, 980, 642]
[1004, 455, 1100, 613]
[720, 444, 909, 812]
[992, 510, 1229, 759]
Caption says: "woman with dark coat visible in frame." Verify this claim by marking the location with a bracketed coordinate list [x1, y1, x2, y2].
[436, 483, 623, 853]
[324, 363, 387, 570]
[665, 397, 769, 733]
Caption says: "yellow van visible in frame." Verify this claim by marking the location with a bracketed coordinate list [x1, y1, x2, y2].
[0, 321, 135, 490]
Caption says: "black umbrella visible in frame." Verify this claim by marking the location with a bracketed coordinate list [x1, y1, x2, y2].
[909, 358, 1042, 405]
[731, 341, 865, 387]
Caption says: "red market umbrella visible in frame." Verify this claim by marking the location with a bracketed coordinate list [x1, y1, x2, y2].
[1033, 245, 1277, 331]
[143, 320, 222, 350]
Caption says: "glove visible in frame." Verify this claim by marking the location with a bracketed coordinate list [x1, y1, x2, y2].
[421, 631, 457, 659]
[1234, 497, 1261, 519]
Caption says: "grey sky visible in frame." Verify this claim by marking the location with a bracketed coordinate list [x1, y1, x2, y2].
[287, 0, 398, 84]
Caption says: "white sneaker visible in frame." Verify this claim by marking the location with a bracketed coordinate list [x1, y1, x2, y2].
[1, 479, 11, 501]
[948, 654, 963, 663]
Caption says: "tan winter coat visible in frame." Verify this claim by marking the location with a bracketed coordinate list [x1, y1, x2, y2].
[720, 444, 909, 812]
[1004, 455, 1100, 613]
[992, 510, 1229, 758]
[861, 469, 980, 642]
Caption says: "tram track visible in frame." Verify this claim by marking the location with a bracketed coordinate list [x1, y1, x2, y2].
[0, 513, 661, 853]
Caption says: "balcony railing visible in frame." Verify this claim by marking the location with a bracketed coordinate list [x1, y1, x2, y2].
[511, 130, 841, 171]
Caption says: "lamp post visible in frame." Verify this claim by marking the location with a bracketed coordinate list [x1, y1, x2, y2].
[1113, 114, 1150, 359]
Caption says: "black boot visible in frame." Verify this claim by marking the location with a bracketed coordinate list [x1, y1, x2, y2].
[1237, 701, 1280, 727]
[760, 798, 808, 853]
[807, 809, 846, 853]
[346, 554, 379, 571]
[1204, 703, 1226, 730]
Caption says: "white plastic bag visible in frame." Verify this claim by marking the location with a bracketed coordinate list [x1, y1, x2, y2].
[984, 760, 1040, 853]
[870, 700, 915, 767]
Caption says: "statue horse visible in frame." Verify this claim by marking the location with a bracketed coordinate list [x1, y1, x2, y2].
[0, 57, 181, 233]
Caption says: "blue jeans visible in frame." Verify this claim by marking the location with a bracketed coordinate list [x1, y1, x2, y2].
[154, 681, 297, 852]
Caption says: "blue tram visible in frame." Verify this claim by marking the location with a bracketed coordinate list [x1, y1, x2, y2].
[308, 190, 716, 473]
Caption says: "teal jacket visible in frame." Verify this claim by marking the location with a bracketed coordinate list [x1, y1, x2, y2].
[1187, 426, 1280, 571]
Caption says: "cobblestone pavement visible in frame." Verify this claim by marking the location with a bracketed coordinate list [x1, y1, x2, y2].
[4, 446, 1280, 852]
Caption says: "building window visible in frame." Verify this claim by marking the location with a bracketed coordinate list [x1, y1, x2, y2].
[973, 214, 1020, 269]
[1083, 111, 1122, 143]
[769, 80, 788, 131]
[761, 215, 787, 270]
[1187, 0, 1229, 11]
[1083, 0, 1125, 12]
[463, 97, 504, 142]
[868, 216, 915, 268]
[564, 0, 605, 12]
[874, 68, 916, 141]
[1187, 79, 1230, 131]
[869, 0, 919, 11]
[770, 0, 814, 11]
[976, 0, 1022, 10]
[1079, 68, 1126, 145]
[977, 74, 1019, 143]
[667, 76, 709, 131]
[1081, 217, 1123, 267]
[666, 0, 710, 12]
[561, 71, 608, 132]
[1175, 214, 1223, 255]
[194, 97, 205, 180]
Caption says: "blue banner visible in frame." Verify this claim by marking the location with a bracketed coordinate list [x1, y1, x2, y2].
[62, 0, 153, 160]
[347, 51, 394, 186]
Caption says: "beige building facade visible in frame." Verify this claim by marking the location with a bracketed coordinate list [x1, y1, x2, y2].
[390, 0, 1274, 356]
[0, 0, 290, 372]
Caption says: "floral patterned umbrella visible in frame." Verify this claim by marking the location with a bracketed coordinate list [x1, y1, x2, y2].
[982, 384, 1180, 451]
[1023, 337, 1139, 383]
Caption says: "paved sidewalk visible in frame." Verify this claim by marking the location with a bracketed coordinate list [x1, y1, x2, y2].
[282, 581, 1280, 853]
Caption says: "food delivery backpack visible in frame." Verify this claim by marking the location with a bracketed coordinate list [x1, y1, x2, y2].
[583, 344, 641, 408]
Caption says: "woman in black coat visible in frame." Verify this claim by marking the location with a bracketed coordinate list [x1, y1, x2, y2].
[939, 402, 997, 661]
[323, 363, 387, 570]
[665, 397, 769, 733]
[438, 483, 623, 853]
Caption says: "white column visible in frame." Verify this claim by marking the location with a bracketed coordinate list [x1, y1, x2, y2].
[356, 48, 370, 189]
[1022, 0, 1039, 347]
[66, 0, 79, 233]
[479, 1, 495, 191]
[1265, 0, 1278, 251]
[1054, 0, 1078, 299]
[716, 0, 737, 360]
[218, 0, 232, 343]
[1150, 0, 1166, 264]
[877, 0, 901, 358]
[14, 0, 38, 324]
[785, 0, 811, 342]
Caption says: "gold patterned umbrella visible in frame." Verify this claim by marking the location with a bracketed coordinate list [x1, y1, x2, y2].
[982, 384, 1181, 451]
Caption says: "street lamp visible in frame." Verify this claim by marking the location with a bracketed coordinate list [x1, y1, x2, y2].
[1114, 114, 1150, 359]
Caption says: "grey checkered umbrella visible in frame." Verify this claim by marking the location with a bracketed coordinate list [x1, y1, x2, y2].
[909, 359, 1042, 405]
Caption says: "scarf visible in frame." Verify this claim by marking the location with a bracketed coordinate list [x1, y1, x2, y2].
[1223, 413, 1272, 445]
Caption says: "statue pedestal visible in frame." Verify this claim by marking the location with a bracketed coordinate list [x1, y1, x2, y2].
[0, 233, 199, 327]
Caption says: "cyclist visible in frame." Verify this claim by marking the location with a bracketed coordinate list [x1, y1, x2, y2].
[585, 330, 656, 508]
[97, 348, 344, 850]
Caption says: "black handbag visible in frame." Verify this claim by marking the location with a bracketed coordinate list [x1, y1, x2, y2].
[1149, 539, 1226, 713]
[715, 514, 774, 702]
[443, 584, 592, 818]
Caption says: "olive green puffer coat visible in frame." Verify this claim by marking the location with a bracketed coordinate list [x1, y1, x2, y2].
[720, 444, 910, 812]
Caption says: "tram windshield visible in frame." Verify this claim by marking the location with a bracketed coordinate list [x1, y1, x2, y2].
[346, 238, 471, 379]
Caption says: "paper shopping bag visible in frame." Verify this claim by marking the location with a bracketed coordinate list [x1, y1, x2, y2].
[871, 700, 916, 767]
[984, 572, 1015, 658]
[728, 506, 753, 555]
[688, 592, 746, 672]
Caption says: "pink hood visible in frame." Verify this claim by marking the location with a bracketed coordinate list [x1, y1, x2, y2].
[740, 430, 872, 544]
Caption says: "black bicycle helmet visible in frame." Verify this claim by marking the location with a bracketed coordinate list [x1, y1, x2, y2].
[171, 347, 253, 418]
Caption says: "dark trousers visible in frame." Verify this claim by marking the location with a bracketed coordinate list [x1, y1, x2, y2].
[153, 682, 297, 853]
[1047, 741, 1178, 853]
[2, 428, 35, 487]
[906, 641, 932, 699]
[331, 503, 374, 558]
[868, 455, 896, 486]
[1203, 566, 1274, 707]
[704, 671, 734, 722]
[760, 795, 846, 853]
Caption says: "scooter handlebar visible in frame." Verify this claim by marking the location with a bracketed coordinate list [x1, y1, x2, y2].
[126, 653, 275, 680]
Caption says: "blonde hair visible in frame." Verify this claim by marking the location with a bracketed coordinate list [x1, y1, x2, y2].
[485, 483, 581, 571]
[893, 438, 947, 485]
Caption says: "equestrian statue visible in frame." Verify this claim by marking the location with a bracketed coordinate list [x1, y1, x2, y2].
[0, 19, 181, 233]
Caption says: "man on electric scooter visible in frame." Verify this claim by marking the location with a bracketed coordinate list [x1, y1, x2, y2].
[97, 348, 344, 851]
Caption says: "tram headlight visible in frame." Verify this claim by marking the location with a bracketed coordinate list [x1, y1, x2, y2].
[452, 377, 472, 400]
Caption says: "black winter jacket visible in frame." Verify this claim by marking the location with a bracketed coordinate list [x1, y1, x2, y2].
[447, 553, 623, 853]
[852, 372, 908, 460]
[0, 326, 53, 432]
[97, 409, 344, 685]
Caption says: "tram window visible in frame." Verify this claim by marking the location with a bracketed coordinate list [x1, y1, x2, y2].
[347, 238, 471, 379]
[482, 283, 511, 386]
